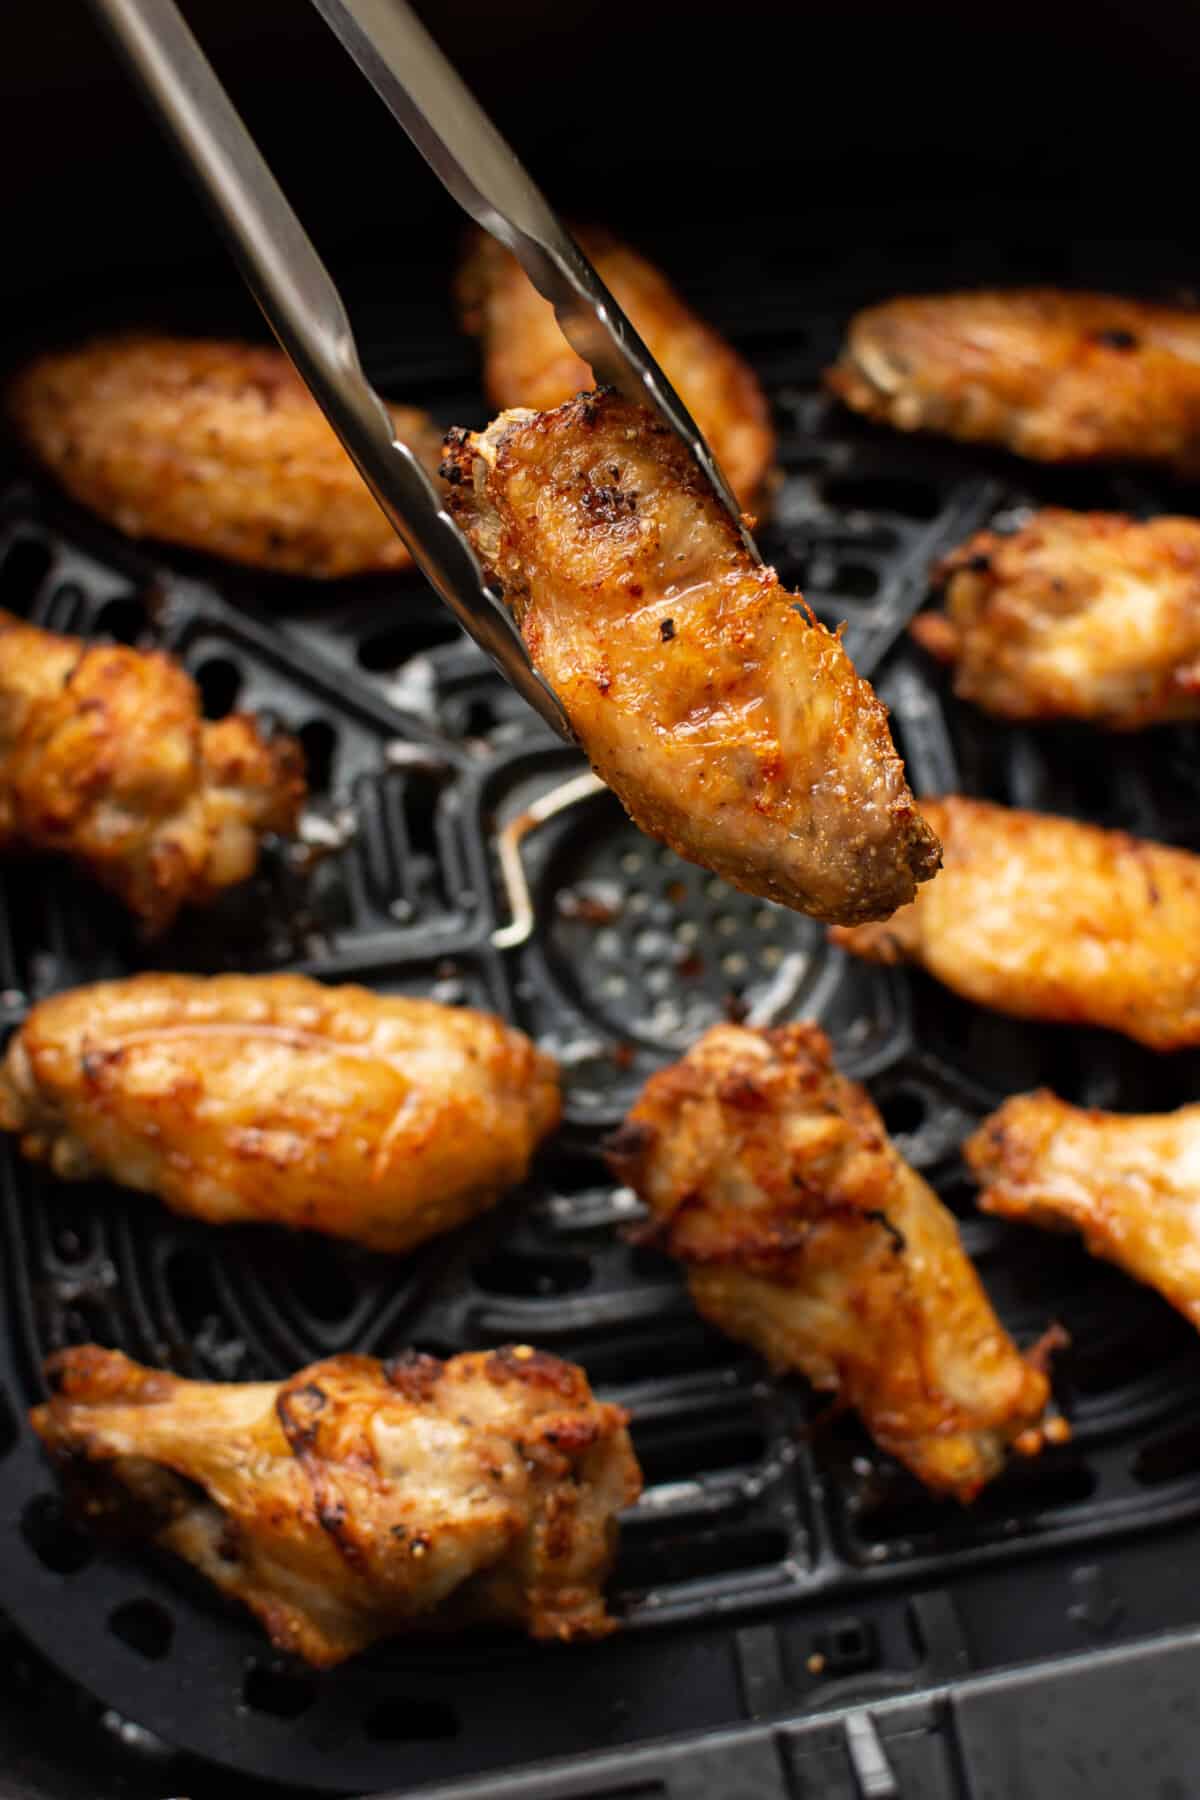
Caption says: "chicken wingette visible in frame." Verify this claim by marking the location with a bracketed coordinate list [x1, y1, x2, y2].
[456, 228, 776, 510]
[608, 1022, 1061, 1500]
[0, 974, 560, 1252]
[832, 797, 1200, 1052]
[827, 289, 1200, 473]
[32, 1344, 642, 1665]
[968, 1091, 1200, 1332]
[915, 510, 1200, 728]
[0, 610, 304, 932]
[9, 335, 444, 578]
[441, 390, 940, 925]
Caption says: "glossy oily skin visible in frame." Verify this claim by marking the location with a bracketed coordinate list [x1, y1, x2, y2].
[443, 389, 940, 925]
[827, 289, 1200, 472]
[10, 335, 444, 577]
[833, 797, 1200, 1051]
[0, 610, 303, 932]
[916, 510, 1200, 728]
[32, 1344, 642, 1665]
[0, 973, 561, 1252]
[610, 1022, 1060, 1500]
[457, 227, 776, 509]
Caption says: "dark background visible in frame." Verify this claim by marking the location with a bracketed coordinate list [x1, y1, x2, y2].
[7, 0, 1199, 314]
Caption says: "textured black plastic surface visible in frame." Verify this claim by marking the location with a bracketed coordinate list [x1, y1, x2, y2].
[5, 261, 1200, 1796]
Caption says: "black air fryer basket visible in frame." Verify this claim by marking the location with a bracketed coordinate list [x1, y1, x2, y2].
[5, 3, 1200, 1795]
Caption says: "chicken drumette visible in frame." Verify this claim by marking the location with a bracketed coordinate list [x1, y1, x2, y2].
[609, 1022, 1061, 1500]
[827, 289, 1200, 473]
[0, 611, 303, 932]
[915, 510, 1200, 729]
[10, 335, 444, 578]
[442, 391, 939, 926]
[0, 973, 560, 1252]
[456, 228, 776, 510]
[32, 1344, 642, 1665]
[832, 798, 1200, 1052]
[968, 1091, 1200, 1331]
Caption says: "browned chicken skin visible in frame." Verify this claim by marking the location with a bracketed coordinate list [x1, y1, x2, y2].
[832, 797, 1200, 1052]
[609, 1023, 1061, 1500]
[0, 611, 303, 932]
[827, 290, 1200, 473]
[32, 1344, 641, 1665]
[967, 1091, 1200, 1332]
[9, 335, 444, 578]
[442, 391, 940, 925]
[0, 973, 560, 1252]
[916, 510, 1200, 728]
[456, 228, 776, 510]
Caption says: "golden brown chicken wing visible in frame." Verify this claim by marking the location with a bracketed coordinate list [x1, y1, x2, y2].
[968, 1090, 1200, 1331]
[0, 611, 303, 932]
[608, 1023, 1060, 1500]
[9, 335, 444, 578]
[32, 1343, 641, 1665]
[915, 510, 1200, 728]
[456, 229, 776, 510]
[441, 391, 940, 925]
[832, 797, 1200, 1052]
[827, 290, 1200, 472]
[0, 973, 560, 1252]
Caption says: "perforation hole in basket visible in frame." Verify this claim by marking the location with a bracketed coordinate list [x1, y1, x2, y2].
[0, 535, 53, 614]
[194, 656, 243, 719]
[92, 593, 150, 644]
[21, 1494, 94, 1575]
[242, 1662, 318, 1721]
[108, 1599, 174, 1661]
[830, 560, 881, 599]
[358, 615, 462, 670]
[877, 1085, 929, 1137]
[297, 719, 338, 794]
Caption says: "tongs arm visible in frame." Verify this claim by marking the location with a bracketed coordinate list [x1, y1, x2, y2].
[308, 0, 758, 560]
[86, 0, 574, 741]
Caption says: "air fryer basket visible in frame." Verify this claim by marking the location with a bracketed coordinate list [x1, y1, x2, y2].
[6, 239, 1200, 1800]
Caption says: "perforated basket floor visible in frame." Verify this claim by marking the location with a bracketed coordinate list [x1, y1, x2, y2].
[6, 250, 1200, 1797]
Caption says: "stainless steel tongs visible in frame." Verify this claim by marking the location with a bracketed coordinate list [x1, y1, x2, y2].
[87, 0, 761, 741]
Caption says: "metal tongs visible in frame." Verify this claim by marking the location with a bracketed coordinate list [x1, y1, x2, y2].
[87, 0, 761, 741]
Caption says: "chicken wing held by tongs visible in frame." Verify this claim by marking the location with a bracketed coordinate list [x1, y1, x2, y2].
[87, 0, 751, 740]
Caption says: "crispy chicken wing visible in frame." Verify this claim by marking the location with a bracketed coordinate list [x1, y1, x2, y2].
[0, 973, 560, 1252]
[456, 229, 775, 509]
[0, 611, 303, 932]
[442, 391, 939, 925]
[608, 1023, 1060, 1500]
[32, 1343, 641, 1665]
[968, 1091, 1200, 1331]
[916, 510, 1200, 728]
[832, 797, 1200, 1051]
[827, 290, 1200, 473]
[9, 335, 444, 578]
